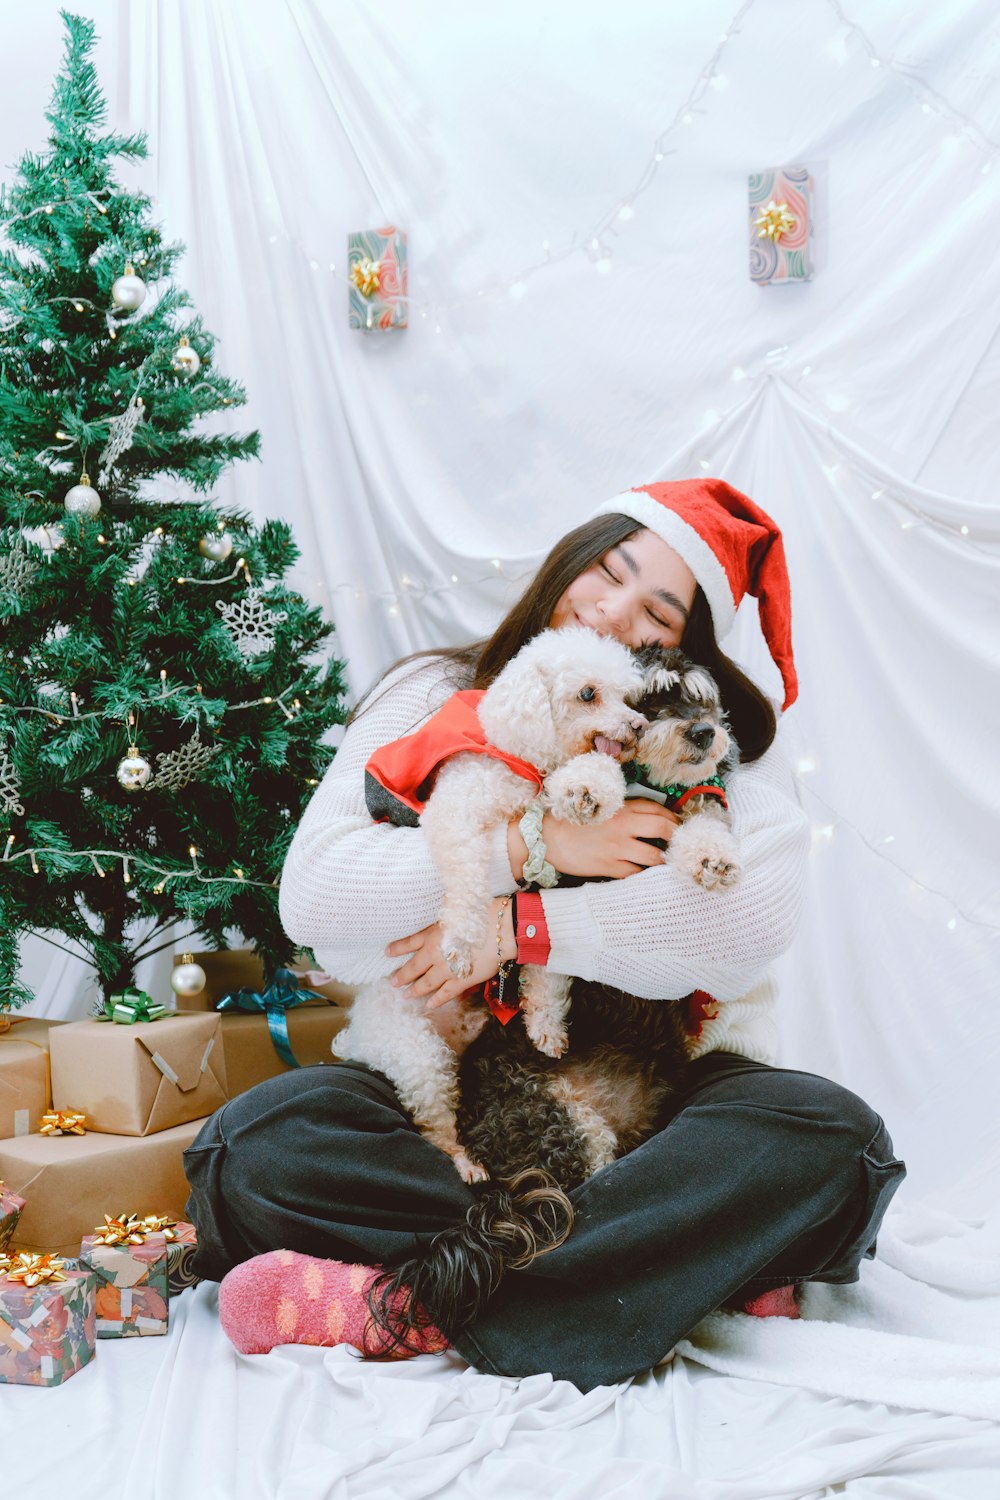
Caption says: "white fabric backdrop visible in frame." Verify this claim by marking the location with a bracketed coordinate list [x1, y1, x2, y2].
[5, 3, 1000, 1491]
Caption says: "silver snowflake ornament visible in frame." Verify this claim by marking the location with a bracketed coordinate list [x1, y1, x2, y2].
[152, 730, 219, 792]
[97, 390, 145, 486]
[0, 539, 40, 612]
[216, 586, 288, 659]
[0, 746, 25, 817]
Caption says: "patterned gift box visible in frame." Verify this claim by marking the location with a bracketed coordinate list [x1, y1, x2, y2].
[0, 1180, 25, 1250]
[165, 1219, 201, 1296]
[748, 165, 813, 284]
[79, 1228, 169, 1337]
[0, 1261, 96, 1387]
[348, 226, 408, 330]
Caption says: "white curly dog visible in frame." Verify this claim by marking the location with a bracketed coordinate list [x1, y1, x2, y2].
[333, 626, 648, 1182]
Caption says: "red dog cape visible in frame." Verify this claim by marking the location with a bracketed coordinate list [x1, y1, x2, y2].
[364, 689, 544, 827]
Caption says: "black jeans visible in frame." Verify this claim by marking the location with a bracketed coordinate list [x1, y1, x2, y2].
[183, 1052, 905, 1392]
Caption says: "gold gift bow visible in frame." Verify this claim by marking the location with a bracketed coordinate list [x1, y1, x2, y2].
[350, 256, 382, 298]
[753, 199, 797, 242]
[2, 1251, 68, 1286]
[90, 1213, 151, 1247]
[133, 1213, 178, 1241]
[38, 1109, 87, 1136]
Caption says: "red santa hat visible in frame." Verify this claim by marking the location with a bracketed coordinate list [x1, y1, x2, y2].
[593, 479, 798, 710]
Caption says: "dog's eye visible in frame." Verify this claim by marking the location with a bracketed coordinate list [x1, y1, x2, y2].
[578, 686, 597, 702]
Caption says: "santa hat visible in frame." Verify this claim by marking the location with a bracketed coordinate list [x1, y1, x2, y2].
[593, 479, 798, 710]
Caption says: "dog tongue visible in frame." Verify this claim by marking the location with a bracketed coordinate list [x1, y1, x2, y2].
[594, 735, 625, 758]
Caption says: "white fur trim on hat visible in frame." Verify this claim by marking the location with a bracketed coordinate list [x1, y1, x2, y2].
[595, 490, 737, 638]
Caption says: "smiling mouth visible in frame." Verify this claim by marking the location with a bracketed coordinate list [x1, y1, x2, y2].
[592, 733, 631, 760]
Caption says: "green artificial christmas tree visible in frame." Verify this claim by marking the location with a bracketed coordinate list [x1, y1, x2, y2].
[0, 13, 346, 1009]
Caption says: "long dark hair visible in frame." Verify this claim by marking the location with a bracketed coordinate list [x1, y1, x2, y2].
[352, 514, 777, 761]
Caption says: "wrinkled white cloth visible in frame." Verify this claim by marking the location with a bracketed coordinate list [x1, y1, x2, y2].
[5, 1197, 999, 1498]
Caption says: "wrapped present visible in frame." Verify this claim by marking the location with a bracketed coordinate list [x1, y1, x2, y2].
[219, 1006, 349, 1098]
[0, 1180, 25, 1250]
[50, 1011, 227, 1135]
[348, 226, 408, 330]
[0, 1021, 55, 1139]
[0, 1118, 205, 1257]
[749, 165, 813, 284]
[172, 948, 354, 1012]
[131, 1215, 201, 1296]
[80, 1222, 169, 1338]
[0, 1254, 96, 1387]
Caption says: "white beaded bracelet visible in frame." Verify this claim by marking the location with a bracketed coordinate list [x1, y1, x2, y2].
[518, 798, 558, 888]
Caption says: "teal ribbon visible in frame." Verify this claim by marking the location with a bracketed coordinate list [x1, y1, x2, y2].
[216, 968, 326, 1068]
[105, 987, 169, 1025]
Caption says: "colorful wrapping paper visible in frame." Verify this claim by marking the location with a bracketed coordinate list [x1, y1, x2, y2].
[164, 1220, 201, 1295]
[748, 165, 813, 284]
[0, 1266, 96, 1387]
[79, 1230, 169, 1337]
[0, 1181, 25, 1250]
[348, 226, 408, 330]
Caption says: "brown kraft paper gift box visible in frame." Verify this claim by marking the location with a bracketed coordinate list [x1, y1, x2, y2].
[172, 948, 355, 1010]
[220, 1006, 349, 1098]
[0, 1018, 64, 1139]
[50, 1013, 227, 1136]
[0, 1118, 204, 1257]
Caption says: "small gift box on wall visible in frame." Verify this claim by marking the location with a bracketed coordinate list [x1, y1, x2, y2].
[348, 226, 408, 330]
[748, 165, 814, 284]
[79, 1221, 169, 1338]
[0, 1255, 96, 1387]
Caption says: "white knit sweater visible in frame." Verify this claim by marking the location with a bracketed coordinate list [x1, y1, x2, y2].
[278, 655, 811, 1063]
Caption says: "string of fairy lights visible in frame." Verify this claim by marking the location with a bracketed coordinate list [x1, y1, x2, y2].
[4, 3, 998, 958]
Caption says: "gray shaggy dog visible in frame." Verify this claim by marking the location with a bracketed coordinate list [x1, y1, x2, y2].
[366, 645, 741, 1354]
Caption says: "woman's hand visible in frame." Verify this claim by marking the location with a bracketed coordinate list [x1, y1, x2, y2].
[509, 797, 681, 881]
[386, 896, 517, 1012]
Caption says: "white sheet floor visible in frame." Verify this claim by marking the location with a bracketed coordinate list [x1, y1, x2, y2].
[6, 1193, 1000, 1499]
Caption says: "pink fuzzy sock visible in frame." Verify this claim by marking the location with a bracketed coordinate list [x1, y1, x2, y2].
[740, 1282, 801, 1319]
[217, 1249, 450, 1357]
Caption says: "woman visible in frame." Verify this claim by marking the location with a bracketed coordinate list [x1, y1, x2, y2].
[184, 479, 905, 1391]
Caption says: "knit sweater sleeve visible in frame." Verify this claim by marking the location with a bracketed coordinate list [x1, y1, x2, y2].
[278, 656, 514, 985]
[539, 736, 810, 1001]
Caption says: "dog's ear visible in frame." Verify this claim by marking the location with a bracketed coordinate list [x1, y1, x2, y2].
[477, 653, 559, 769]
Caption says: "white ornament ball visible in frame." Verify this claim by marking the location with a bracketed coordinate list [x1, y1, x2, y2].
[199, 530, 233, 562]
[172, 338, 201, 377]
[64, 478, 101, 517]
[116, 747, 152, 791]
[171, 956, 207, 997]
[111, 270, 147, 311]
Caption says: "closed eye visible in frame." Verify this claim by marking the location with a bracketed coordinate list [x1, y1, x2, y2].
[600, 561, 672, 631]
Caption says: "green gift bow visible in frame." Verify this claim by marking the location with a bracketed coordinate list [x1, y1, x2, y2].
[105, 987, 169, 1025]
[216, 968, 327, 1068]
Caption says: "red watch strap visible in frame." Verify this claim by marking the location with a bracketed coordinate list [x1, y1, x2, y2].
[515, 890, 550, 967]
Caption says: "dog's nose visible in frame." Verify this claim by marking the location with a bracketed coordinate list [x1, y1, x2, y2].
[628, 713, 648, 739]
[687, 723, 715, 752]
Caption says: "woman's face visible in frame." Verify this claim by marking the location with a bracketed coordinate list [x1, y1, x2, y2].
[549, 528, 697, 649]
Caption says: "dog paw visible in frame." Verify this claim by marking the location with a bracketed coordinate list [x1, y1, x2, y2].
[524, 1014, 569, 1058]
[444, 944, 474, 980]
[452, 1151, 489, 1184]
[548, 784, 604, 824]
[694, 854, 743, 890]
